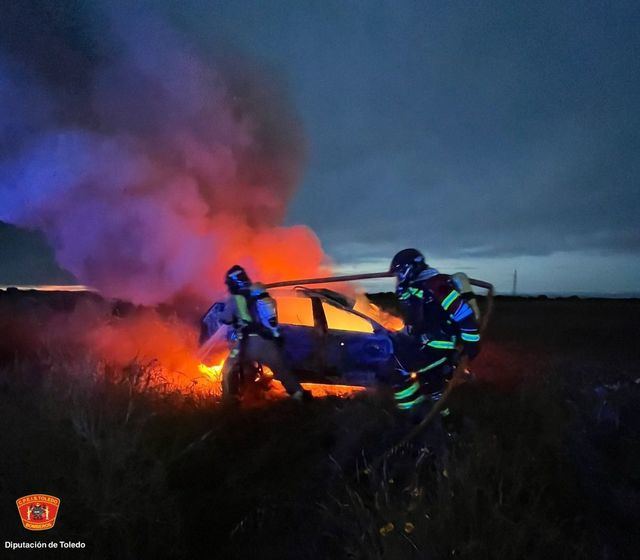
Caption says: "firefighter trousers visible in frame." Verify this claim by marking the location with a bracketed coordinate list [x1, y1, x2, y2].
[221, 334, 303, 397]
[392, 350, 455, 412]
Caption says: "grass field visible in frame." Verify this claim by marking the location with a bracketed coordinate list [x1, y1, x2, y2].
[0, 292, 638, 559]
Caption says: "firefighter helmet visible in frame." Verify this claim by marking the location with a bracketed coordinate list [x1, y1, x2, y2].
[389, 248, 427, 284]
[225, 265, 251, 294]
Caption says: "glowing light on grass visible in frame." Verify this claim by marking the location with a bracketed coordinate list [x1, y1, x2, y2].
[300, 383, 366, 398]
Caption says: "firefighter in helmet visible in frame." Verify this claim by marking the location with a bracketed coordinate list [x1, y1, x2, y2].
[217, 265, 309, 402]
[389, 249, 481, 413]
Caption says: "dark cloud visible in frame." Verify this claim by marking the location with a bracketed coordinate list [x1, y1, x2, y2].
[273, 0, 640, 261]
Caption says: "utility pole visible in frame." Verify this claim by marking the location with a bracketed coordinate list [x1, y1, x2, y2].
[512, 269, 518, 296]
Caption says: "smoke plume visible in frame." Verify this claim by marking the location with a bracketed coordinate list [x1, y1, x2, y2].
[0, 1, 326, 304]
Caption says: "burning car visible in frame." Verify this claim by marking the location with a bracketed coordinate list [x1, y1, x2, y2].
[199, 271, 493, 394]
[200, 286, 404, 388]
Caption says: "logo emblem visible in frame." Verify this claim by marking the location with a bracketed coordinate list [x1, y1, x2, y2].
[16, 494, 61, 531]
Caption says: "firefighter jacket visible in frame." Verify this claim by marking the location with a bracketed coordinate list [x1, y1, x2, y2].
[217, 293, 253, 333]
[397, 268, 481, 360]
[217, 288, 281, 340]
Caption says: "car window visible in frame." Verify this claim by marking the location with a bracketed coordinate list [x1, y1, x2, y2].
[276, 296, 315, 327]
[322, 302, 374, 333]
[353, 296, 404, 331]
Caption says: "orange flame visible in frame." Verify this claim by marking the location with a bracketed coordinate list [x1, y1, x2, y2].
[354, 295, 404, 331]
[198, 360, 225, 383]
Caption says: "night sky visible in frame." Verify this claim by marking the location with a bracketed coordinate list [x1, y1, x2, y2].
[1, 1, 639, 295]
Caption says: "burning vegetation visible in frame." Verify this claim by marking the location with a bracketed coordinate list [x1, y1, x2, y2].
[0, 286, 392, 401]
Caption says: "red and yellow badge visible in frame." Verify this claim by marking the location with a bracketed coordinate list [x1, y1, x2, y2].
[16, 494, 61, 531]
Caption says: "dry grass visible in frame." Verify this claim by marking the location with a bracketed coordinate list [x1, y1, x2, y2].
[0, 295, 639, 559]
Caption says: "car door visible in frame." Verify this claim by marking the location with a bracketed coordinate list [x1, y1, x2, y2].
[275, 295, 325, 378]
[319, 300, 393, 386]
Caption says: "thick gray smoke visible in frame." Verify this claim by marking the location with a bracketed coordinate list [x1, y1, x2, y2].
[0, 1, 325, 304]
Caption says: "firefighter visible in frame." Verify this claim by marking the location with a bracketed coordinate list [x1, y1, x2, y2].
[217, 265, 309, 402]
[389, 248, 481, 414]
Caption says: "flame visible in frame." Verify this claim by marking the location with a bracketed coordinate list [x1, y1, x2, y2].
[273, 292, 404, 333]
[197, 361, 276, 385]
[22, 286, 394, 402]
[275, 296, 316, 327]
[321, 301, 375, 333]
[354, 295, 404, 331]
[198, 360, 225, 382]
[195, 361, 364, 400]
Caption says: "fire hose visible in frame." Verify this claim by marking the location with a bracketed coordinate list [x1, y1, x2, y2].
[267, 270, 494, 445]
[392, 281, 494, 447]
[254, 270, 493, 435]
[374, 356, 470, 467]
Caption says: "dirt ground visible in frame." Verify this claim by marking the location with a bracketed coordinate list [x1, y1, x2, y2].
[0, 292, 638, 559]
